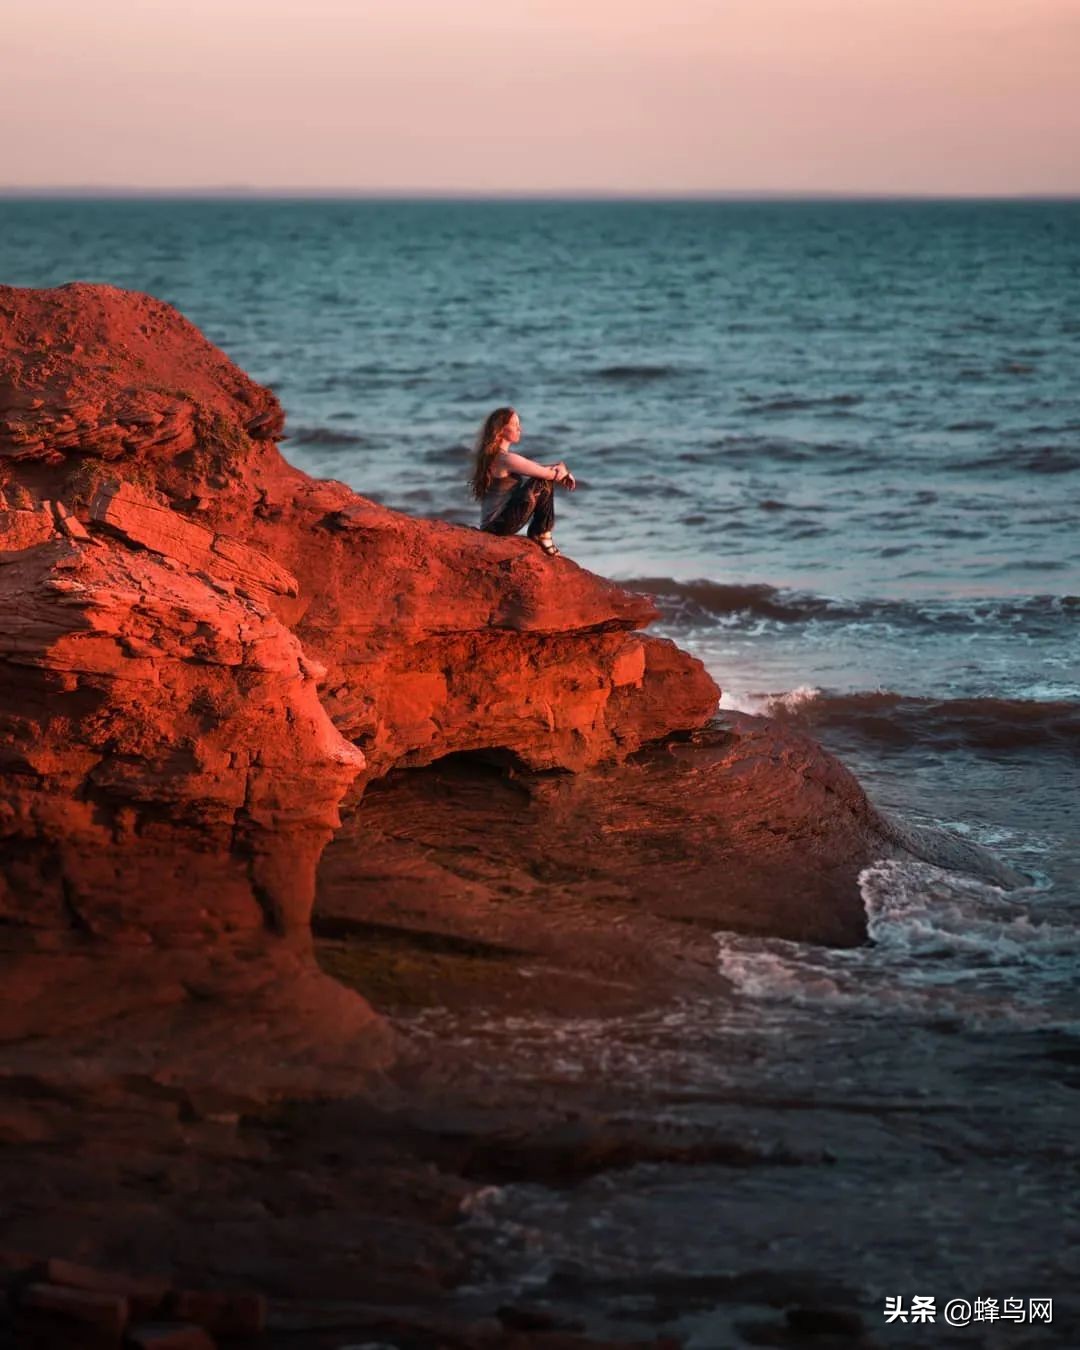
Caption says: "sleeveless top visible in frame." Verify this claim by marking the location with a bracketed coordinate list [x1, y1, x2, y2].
[480, 473, 519, 528]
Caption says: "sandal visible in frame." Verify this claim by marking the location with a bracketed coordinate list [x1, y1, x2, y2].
[533, 534, 561, 557]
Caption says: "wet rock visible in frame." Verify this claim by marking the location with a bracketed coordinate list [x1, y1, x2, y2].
[497, 1305, 584, 1333]
[165, 1289, 266, 1338]
[125, 1326, 216, 1350]
[434, 1118, 815, 1186]
[315, 715, 987, 987]
[786, 1305, 866, 1336]
[42, 1260, 168, 1319]
[18, 1281, 129, 1337]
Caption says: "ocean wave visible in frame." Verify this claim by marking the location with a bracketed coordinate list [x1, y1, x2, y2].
[631, 578, 839, 622]
[715, 860, 1080, 1033]
[590, 363, 677, 381]
[859, 860, 1072, 965]
[743, 392, 863, 415]
[722, 687, 1080, 753]
[285, 424, 372, 447]
[719, 686, 823, 717]
[948, 445, 1080, 474]
[628, 578, 1079, 638]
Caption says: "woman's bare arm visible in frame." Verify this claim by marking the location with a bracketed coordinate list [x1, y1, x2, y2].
[497, 449, 565, 481]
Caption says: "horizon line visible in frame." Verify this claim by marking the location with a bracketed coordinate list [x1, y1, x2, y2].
[2, 187, 1079, 203]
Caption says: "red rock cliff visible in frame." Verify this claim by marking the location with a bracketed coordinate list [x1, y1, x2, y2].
[0, 283, 719, 1046]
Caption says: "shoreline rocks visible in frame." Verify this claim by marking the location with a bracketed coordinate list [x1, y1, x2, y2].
[314, 713, 1022, 1023]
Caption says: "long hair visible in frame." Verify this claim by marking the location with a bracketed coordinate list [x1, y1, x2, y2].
[469, 406, 516, 500]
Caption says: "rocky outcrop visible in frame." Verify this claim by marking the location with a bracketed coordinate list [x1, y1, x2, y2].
[0, 282, 721, 1069]
[0, 281, 1018, 1076]
[2, 282, 1021, 974]
[173, 472, 719, 778]
[314, 713, 1023, 1019]
[0, 495, 398, 1078]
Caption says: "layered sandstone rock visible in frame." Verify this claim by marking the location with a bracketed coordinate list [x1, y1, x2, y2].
[0, 282, 720, 1067]
[1, 281, 1018, 1083]
[0, 531, 360, 947]
[0, 281, 282, 466]
[0, 507, 392, 1076]
[3, 282, 1021, 958]
[0, 283, 1029, 1342]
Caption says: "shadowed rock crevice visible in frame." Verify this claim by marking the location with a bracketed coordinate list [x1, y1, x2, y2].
[313, 717, 1020, 1019]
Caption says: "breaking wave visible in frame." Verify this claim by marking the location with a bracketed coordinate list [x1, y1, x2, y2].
[716, 859, 1080, 1033]
[628, 577, 1078, 639]
[719, 687, 1080, 753]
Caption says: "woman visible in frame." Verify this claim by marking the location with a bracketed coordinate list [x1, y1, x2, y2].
[470, 407, 576, 557]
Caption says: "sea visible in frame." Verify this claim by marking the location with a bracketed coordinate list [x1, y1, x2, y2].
[2, 197, 1078, 1344]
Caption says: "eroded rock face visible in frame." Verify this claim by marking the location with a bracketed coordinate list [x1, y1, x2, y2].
[0, 533, 363, 949]
[282, 498, 717, 776]
[144, 470, 722, 777]
[0, 281, 282, 466]
[316, 714, 1007, 974]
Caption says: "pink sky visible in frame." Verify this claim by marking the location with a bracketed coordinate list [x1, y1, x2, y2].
[3, 0, 1078, 194]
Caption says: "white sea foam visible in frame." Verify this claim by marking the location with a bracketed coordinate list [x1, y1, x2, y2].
[1013, 681, 1080, 701]
[718, 684, 822, 717]
[715, 858, 1080, 1032]
[859, 859, 1079, 965]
